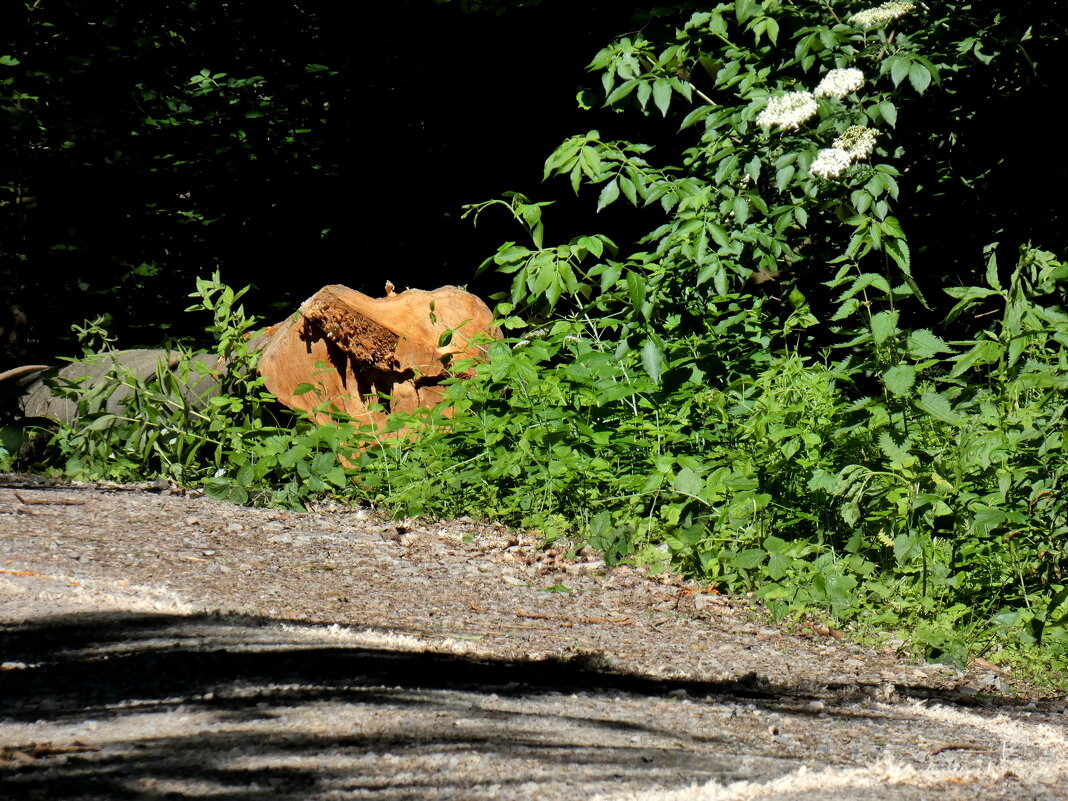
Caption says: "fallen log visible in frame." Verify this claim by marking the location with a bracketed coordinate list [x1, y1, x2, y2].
[2, 284, 499, 437]
[9, 351, 221, 425]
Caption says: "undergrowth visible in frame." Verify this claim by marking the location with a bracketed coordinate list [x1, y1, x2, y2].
[3, 1, 1067, 680]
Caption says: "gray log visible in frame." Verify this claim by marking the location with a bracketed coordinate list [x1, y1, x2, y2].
[6, 349, 223, 425]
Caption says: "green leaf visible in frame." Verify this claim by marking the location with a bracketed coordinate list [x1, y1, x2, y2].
[733, 196, 750, 225]
[641, 339, 664, 382]
[907, 329, 953, 359]
[86, 414, 119, 431]
[745, 156, 762, 183]
[732, 548, 766, 569]
[775, 165, 795, 192]
[626, 271, 646, 308]
[908, 63, 931, 93]
[878, 432, 914, 466]
[765, 17, 779, 45]
[597, 179, 620, 212]
[851, 190, 872, 213]
[577, 235, 604, 258]
[605, 79, 638, 106]
[652, 77, 672, 116]
[890, 56, 910, 87]
[870, 310, 899, 345]
[706, 223, 731, 249]
[949, 340, 1002, 378]
[673, 466, 705, 496]
[879, 101, 897, 127]
[882, 365, 915, 397]
[915, 392, 967, 426]
[636, 79, 652, 109]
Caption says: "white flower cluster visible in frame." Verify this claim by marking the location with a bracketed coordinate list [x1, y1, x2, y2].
[814, 68, 865, 98]
[834, 125, 879, 160]
[848, 1, 916, 28]
[756, 91, 818, 130]
[810, 149, 854, 179]
[810, 126, 879, 179]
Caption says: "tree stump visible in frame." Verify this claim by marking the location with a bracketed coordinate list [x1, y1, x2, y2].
[256, 284, 500, 431]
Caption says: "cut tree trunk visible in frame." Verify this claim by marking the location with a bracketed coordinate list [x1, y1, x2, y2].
[1, 286, 500, 454]
[256, 284, 500, 431]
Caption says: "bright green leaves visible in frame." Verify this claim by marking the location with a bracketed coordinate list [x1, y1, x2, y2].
[882, 364, 915, 397]
[884, 52, 939, 94]
[597, 179, 620, 212]
[914, 391, 966, 426]
[652, 77, 673, 117]
[447, 1, 1068, 671]
[589, 35, 692, 118]
[746, 15, 780, 46]
[469, 205, 618, 313]
[870, 309, 900, 346]
[641, 338, 664, 383]
[907, 329, 952, 359]
[543, 132, 669, 207]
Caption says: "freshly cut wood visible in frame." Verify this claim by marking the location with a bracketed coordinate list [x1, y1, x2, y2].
[256, 284, 500, 430]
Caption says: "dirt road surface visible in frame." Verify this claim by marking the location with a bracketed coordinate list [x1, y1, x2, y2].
[1, 474, 1066, 800]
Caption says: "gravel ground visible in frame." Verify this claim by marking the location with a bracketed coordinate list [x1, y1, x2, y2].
[1, 474, 1066, 800]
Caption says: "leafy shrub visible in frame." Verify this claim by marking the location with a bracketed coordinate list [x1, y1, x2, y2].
[34, 273, 359, 510]
[18, 1, 1068, 674]
[355, 0, 1068, 668]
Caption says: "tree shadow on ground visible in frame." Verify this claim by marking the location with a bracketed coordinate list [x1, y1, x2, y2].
[0, 611, 1047, 800]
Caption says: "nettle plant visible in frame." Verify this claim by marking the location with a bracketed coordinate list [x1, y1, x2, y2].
[41, 274, 359, 510]
[442, 1, 1068, 664]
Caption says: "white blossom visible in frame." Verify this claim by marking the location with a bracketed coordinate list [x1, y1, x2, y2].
[834, 125, 879, 161]
[756, 91, 818, 130]
[814, 68, 865, 98]
[810, 148, 853, 179]
[848, 1, 916, 28]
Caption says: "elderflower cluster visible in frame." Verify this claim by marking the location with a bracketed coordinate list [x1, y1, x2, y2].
[811, 126, 879, 179]
[814, 68, 865, 98]
[756, 91, 818, 130]
[834, 125, 879, 161]
[848, 1, 916, 28]
[810, 148, 854, 179]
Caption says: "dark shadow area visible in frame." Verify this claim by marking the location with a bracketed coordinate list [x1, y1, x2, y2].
[0, 0, 662, 365]
[5, 609, 1055, 710]
[2, 609, 1057, 800]
[2, 610, 1037, 719]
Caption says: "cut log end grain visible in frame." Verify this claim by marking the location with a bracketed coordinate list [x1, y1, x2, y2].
[257, 284, 500, 435]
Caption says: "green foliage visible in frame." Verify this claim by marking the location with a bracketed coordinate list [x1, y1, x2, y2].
[362, 0, 1068, 670]
[15, 1, 1068, 679]
[36, 273, 360, 510]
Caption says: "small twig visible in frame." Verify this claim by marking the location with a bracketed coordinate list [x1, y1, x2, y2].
[13, 492, 86, 506]
[515, 608, 634, 625]
[929, 742, 994, 756]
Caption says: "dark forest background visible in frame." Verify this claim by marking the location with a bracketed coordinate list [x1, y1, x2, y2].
[0, 0, 656, 364]
[2, 0, 1065, 368]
